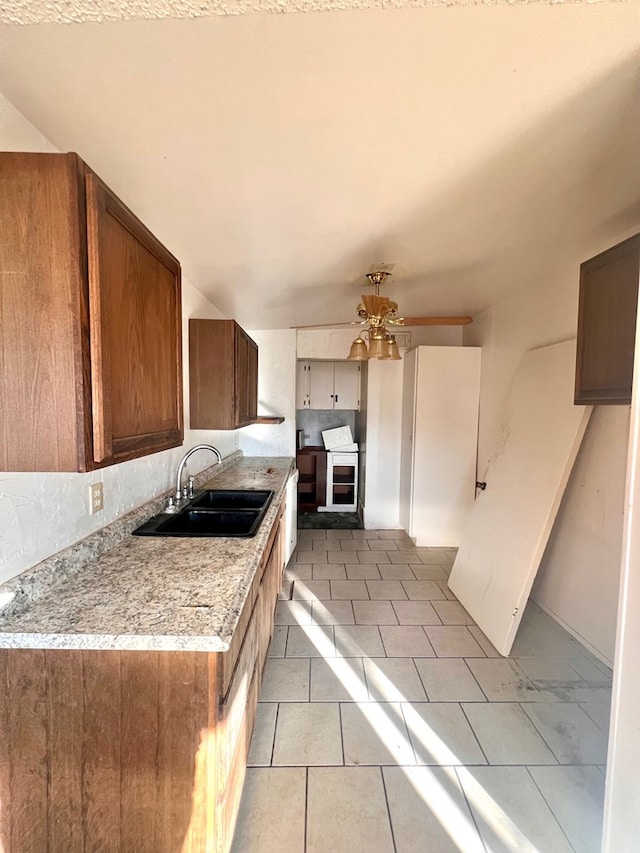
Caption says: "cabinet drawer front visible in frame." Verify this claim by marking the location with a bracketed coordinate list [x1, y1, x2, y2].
[329, 452, 358, 466]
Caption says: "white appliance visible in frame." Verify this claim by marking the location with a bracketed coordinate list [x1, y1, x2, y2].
[284, 469, 299, 565]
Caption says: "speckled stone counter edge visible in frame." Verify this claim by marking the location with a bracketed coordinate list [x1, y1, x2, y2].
[0, 455, 295, 652]
[0, 450, 245, 619]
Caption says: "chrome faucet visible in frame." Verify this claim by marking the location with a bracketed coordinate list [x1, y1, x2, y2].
[166, 444, 223, 511]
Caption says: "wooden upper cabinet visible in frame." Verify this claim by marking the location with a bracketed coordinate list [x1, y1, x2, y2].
[189, 319, 258, 429]
[235, 325, 259, 426]
[575, 234, 640, 406]
[0, 152, 183, 472]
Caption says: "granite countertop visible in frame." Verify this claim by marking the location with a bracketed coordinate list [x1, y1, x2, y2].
[0, 456, 294, 653]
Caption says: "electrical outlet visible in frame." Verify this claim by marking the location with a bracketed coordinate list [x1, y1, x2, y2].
[89, 482, 104, 514]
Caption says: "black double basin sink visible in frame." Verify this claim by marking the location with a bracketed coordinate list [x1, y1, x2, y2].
[132, 489, 274, 538]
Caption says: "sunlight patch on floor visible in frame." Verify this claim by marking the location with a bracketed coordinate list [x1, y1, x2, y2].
[295, 592, 540, 852]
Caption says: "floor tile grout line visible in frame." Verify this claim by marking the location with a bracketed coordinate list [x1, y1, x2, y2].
[414, 659, 432, 702]
[303, 765, 309, 853]
[379, 765, 399, 853]
[458, 701, 492, 767]
[398, 702, 421, 767]
[462, 657, 492, 703]
[452, 765, 491, 853]
[269, 702, 280, 767]
[523, 764, 580, 853]
[338, 701, 346, 767]
[517, 702, 572, 767]
[361, 648, 374, 701]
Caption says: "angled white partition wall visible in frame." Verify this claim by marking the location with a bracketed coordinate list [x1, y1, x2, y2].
[448, 339, 592, 656]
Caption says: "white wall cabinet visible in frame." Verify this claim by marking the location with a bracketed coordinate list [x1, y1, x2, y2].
[399, 346, 481, 547]
[297, 361, 360, 410]
[296, 361, 311, 409]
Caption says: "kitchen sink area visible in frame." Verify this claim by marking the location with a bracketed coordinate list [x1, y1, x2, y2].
[132, 489, 274, 538]
[0, 455, 294, 853]
[189, 489, 274, 510]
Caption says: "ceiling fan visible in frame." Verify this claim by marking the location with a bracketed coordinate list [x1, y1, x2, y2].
[293, 270, 472, 361]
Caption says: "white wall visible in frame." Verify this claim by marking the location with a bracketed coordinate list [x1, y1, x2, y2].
[603, 306, 640, 850]
[533, 407, 628, 664]
[464, 245, 633, 663]
[0, 93, 237, 585]
[239, 329, 297, 457]
[363, 357, 405, 529]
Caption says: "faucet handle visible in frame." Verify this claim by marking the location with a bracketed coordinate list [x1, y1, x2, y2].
[187, 476, 195, 498]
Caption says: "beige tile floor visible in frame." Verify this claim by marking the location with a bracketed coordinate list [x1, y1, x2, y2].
[232, 529, 613, 853]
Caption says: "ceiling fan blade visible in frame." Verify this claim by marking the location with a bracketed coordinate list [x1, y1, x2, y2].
[399, 316, 473, 326]
[291, 321, 359, 330]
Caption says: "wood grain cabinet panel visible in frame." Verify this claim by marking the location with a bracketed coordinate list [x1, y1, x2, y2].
[575, 233, 640, 405]
[0, 504, 287, 853]
[0, 152, 183, 471]
[0, 649, 211, 853]
[296, 446, 327, 512]
[189, 319, 258, 429]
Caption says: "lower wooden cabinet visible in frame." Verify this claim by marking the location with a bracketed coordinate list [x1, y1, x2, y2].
[296, 446, 327, 512]
[0, 508, 285, 853]
[216, 508, 284, 852]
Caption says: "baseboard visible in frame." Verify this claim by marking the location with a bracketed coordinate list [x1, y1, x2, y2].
[532, 598, 614, 670]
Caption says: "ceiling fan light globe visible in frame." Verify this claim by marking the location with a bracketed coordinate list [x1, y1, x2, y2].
[387, 338, 401, 360]
[347, 336, 369, 361]
[367, 336, 386, 358]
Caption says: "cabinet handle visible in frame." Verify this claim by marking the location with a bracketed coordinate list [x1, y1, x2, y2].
[334, 394, 339, 403]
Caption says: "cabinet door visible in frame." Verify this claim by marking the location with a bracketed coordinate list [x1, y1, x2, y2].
[296, 361, 310, 409]
[308, 362, 335, 409]
[235, 327, 258, 426]
[189, 319, 258, 429]
[0, 153, 87, 471]
[86, 172, 183, 465]
[333, 362, 360, 410]
[575, 234, 640, 405]
[190, 319, 236, 429]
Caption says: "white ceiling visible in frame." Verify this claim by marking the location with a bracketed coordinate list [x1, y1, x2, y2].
[0, 3, 639, 329]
